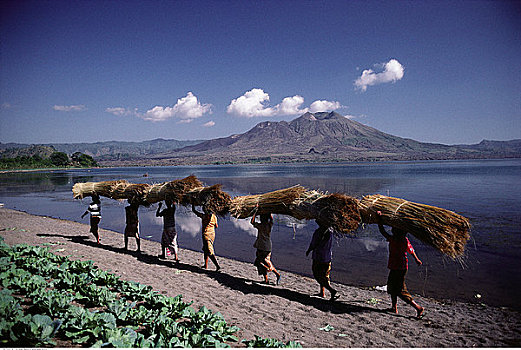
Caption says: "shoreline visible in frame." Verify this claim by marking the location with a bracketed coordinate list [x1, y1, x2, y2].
[1, 207, 520, 347]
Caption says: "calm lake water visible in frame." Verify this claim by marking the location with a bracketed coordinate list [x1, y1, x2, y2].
[1, 159, 520, 309]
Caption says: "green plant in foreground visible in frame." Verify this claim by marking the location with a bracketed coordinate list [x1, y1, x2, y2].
[0, 240, 302, 347]
[242, 335, 303, 348]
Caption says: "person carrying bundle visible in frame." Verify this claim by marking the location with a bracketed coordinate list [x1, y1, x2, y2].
[377, 211, 424, 318]
[250, 208, 281, 285]
[156, 200, 179, 262]
[124, 201, 141, 252]
[192, 204, 221, 271]
[81, 194, 101, 244]
[306, 220, 339, 301]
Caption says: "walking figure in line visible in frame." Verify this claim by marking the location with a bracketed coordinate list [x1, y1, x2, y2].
[377, 211, 424, 318]
[306, 220, 339, 301]
[192, 204, 221, 271]
[81, 194, 101, 245]
[250, 207, 281, 285]
[124, 201, 141, 252]
[156, 200, 179, 262]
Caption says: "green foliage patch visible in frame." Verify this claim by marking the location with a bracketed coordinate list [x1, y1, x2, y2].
[0, 238, 301, 347]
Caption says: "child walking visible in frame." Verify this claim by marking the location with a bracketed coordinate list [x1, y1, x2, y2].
[377, 211, 424, 318]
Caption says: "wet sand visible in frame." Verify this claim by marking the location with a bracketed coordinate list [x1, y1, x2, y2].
[1, 207, 520, 347]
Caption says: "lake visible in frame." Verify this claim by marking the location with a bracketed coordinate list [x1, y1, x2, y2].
[1, 159, 520, 309]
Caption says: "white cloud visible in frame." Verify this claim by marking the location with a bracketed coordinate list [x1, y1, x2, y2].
[53, 104, 86, 112]
[142, 92, 212, 122]
[354, 59, 404, 92]
[226, 88, 276, 118]
[105, 107, 137, 116]
[309, 100, 342, 113]
[228, 89, 347, 118]
[203, 120, 215, 127]
[277, 95, 308, 115]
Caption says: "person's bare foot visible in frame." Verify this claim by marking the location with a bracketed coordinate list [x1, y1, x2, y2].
[417, 306, 424, 319]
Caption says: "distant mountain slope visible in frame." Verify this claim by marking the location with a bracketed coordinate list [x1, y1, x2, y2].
[165, 111, 521, 164]
[2, 113, 520, 165]
[1, 138, 203, 161]
[0, 145, 56, 159]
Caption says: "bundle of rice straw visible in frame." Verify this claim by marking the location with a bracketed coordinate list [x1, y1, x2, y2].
[229, 186, 361, 235]
[72, 180, 136, 200]
[358, 194, 471, 258]
[181, 184, 232, 217]
[143, 175, 203, 204]
[72, 175, 203, 206]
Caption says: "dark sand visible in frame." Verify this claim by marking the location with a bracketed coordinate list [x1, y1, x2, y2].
[1, 207, 520, 347]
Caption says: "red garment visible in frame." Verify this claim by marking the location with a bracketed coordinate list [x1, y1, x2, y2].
[388, 236, 415, 270]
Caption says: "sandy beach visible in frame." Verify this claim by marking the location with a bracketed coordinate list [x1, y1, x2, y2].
[1, 207, 520, 347]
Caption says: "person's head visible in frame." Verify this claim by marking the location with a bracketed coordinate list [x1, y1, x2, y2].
[391, 227, 407, 238]
[260, 213, 271, 223]
[91, 195, 100, 204]
[166, 200, 174, 208]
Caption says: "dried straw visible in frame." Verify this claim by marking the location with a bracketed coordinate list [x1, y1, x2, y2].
[358, 194, 471, 258]
[229, 186, 361, 234]
[72, 175, 203, 206]
[181, 184, 232, 217]
[143, 175, 203, 204]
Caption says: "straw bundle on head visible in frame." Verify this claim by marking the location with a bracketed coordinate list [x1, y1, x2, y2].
[143, 175, 203, 205]
[229, 186, 361, 235]
[229, 186, 308, 219]
[72, 180, 131, 199]
[182, 184, 232, 217]
[304, 193, 361, 234]
[358, 194, 471, 259]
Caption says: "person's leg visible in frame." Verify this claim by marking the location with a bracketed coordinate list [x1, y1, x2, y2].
[272, 267, 281, 285]
[398, 291, 424, 318]
[159, 245, 166, 258]
[390, 294, 398, 313]
[172, 234, 179, 262]
[124, 234, 128, 250]
[210, 254, 221, 271]
[203, 252, 209, 269]
[136, 237, 140, 252]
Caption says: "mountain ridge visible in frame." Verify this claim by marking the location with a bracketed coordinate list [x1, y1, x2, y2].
[2, 112, 520, 165]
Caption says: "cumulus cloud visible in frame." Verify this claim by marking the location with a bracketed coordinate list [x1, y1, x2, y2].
[354, 59, 404, 92]
[203, 120, 215, 127]
[309, 100, 343, 113]
[228, 89, 343, 118]
[142, 92, 212, 122]
[277, 95, 308, 115]
[53, 104, 86, 112]
[226, 88, 276, 118]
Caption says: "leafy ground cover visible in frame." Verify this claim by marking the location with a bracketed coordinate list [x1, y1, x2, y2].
[0, 238, 301, 347]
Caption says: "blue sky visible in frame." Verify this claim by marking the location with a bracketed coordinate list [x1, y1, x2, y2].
[1, 0, 519, 145]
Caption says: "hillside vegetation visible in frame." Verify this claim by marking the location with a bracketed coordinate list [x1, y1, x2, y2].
[0, 146, 97, 170]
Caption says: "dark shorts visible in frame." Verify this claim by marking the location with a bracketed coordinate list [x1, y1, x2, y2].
[387, 269, 413, 303]
[312, 260, 331, 287]
[90, 216, 100, 234]
[124, 224, 140, 238]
